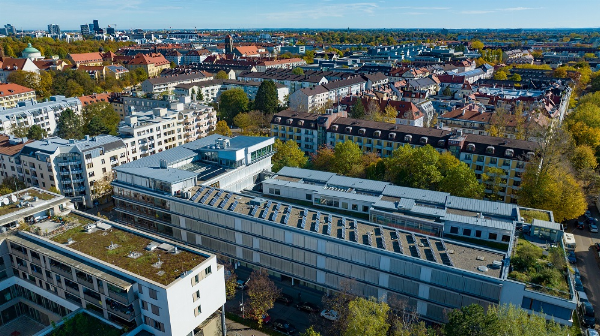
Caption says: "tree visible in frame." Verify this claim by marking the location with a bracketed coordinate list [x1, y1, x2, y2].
[568, 121, 600, 149]
[233, 112, 253, 130]
[470, 40, 484, 51]
[169, 61, 177, 68]
[384, 145, 443, 190]
[350, 99, 366, 119]
[0, 176, 26, 194]
[321, 279, 359, 335]
[553, 67, 567, 78]
[56, 108, 83, 139]
[91, 174, 114, 200]
[300, 326, 321, 336]
[365, 100, 381, 120]
[310, 146, 335, 172]
[64, 79, 84, 97]
[444, 304, 499, 336]
[254, 80, 279, 114]
[27, 125, 47, 140]
[213, 120, 232, 137]
[331, 141, 363, 176]
[493, 71, 508, 80]
[344, 297, 390, 336]
[246, 268, 280, 327]
[196, 89, 204, 101]
[438, 155, 484, 199]
[82, 102, 120, 136]
[219, 88, 249, 123]
[86, 115, 110, 136]
[292, 67, 305, 75]
[482, 166, 506, 201]
[382, 105, 397, 123]
[48, 186, 60, 194]
[509, 73, 522, 82]
[272, 139, 308, 172]
[215, 70, 229, 80]
[442, 86, 452, 96]
[571, 145, 598, 171]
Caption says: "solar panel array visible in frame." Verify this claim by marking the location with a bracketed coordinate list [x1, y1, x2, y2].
[199, 188, 214, 204]
[228, 201, 238, 211]
[313, 211, 321, 232]
[250, 205, 258, 216]
[367, 231, 373, 246]
[439, 240, 454, 266]
[218, 193, 231, 209]
[190, 188, 203, 202]
[270, 210, 278, 221]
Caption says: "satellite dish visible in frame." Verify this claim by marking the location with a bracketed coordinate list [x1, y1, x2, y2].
[9, 195, 17, 203]
[1, 198, 8, 206]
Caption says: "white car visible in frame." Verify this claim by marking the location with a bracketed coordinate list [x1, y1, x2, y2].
[585, 328, 600, 336]
[320, 309, 339, 321]
[590, 223, 599, 233]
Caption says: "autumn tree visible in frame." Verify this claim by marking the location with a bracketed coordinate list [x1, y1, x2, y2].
[493, 71, 508, 81]
[322, 279, 359, 335]
[470, 39, 484, 52]
[437, 152, 484, 199]
[218, 88, 249, 123]
[382, 105, 397, 123]
[310, 146, 335, 172]
[444, 304, 499, 336]
[233, 112, 252, 130]
[272, 139, 308, 172]
[215, 70, 229, 79]
[344, 297, 390, 336]
[300, 326, 321, 336]
[292, 67, 305, 75]
[246, 268, 280, 327]
[331, 141, 363, 176]
[213, 120, 232, 137]
[571, 145, 598, 172]
[482, 166, 506, 201]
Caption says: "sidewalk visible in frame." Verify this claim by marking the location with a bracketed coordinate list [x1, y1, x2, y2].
[226, 318, 270, 336]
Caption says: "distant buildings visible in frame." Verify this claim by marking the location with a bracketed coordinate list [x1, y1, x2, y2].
[80, 24, 90, 35]
[124, 53, 170, 77]
[47, 24, 60, 35]
[141, 71, 211, 93]
[174, 79, 289, 105]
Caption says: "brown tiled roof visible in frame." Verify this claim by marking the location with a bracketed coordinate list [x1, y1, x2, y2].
[0, 57, 29, 71]
[78, 93, 112, 106]
[0, 83, 35, 98]
[128, 53, 169, 66]
[69, 52, 103, 63]
[235, 46, 260, 55]
[0, 135, 33, 156]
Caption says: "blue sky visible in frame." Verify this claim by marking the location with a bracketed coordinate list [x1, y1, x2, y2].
[2, 0, 599, 30]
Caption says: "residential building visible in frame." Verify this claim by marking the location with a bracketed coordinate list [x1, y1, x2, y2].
[289, 76, 367, 112]
[0, 57, 40, 84]
[111, 143, 576, 327]
[182, 50, 211, 65]
[141, 72, 211, 93]
[238, 69, 329, 93]
[0, 95, 81, 136]
[174, 79, 289, 105]
[0, 194, 225, 336]
[78, 93, 112, 108]
[124, 53, 170, 78]
[68, 52, 104, 67]
[164, 50, 183, 66]
[18, 135, 128, 208]
[255, 58, 307, 72]
[0, 83, 36, 109]
[0, 135, 32, 182]
[105, 65, 129, 79]
[234, 46, 265, 57]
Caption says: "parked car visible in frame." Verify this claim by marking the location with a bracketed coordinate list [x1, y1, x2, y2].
[276, 293, 294, 306]
[236, 279, 249, 290]
[590, 223, 599, 233]
[580, 301, 596, 328]
[579, 290, 590, 303]
[272, 319, 296, 335]
[296, 301, 320, 313]
[320, 309, 339, 321]
[585, 328, 600, 336]
[567, 251, 577, 264]
[573, 266, 581, 279]
[575, 277, 584, 292]
[577, 220, 586, 229]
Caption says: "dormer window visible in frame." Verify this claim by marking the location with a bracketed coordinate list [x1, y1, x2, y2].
[526, 152, 535, 160]
[467, 143, 476, 152]
[373, 130, 381, 137]
[404, 135, 412, 142]
[388, 132, 396, 140]
[332, 125, 338, 131]
[345, 126, 353, 133]
[437, 139, 445, 147]
[505, 149, 514, 157]
[486, 146, 495, 154]
[358, 128, 366, 135]
[420, 137, 428, 144]
[286, 119, 293, 125]
[298, 120, 304, 126]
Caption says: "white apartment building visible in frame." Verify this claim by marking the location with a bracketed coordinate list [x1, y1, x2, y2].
[0, 200, 226, 336]
[0, 83, 36, 109]
[174, 79, 289, 106]
[17, 135, 128, 208]
[141, 72, 212, 93]
[0, 96, 82, 136]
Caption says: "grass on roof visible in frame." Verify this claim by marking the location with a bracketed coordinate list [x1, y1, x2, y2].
[48, 311, 121, 336]
[51, 225, 205, 286]
[23, 189, 56, 201]
[508, 237, 569, 299]
[520, 208, 551, 223]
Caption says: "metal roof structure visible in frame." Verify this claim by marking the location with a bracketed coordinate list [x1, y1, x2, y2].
[531, 219, 562, 231]
[445, 196, 517, 218]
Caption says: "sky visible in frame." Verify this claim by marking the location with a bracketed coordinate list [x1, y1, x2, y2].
[2, 0, 600, 30]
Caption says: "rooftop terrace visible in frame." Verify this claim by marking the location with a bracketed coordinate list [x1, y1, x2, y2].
[0, 188, 64, 224]
[185, 185, 506, 278]
[50, 217, 206, 286]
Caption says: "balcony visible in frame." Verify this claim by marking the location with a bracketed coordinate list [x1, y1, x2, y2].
[77, 276, 94, 289]
[57, 161, 79, 167]
[50, 264, 73, 279]
[65, 284, 80, 296]
[108, 290, 130, 305]
[107, 302, 135, 321]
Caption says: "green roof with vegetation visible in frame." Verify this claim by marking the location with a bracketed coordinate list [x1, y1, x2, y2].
[48, 311, 122, 336]
[508, 237, 570, 299]
[50, 221, 206, 285]
[0, 189, 60, 217]
[520, 208, 552, 223]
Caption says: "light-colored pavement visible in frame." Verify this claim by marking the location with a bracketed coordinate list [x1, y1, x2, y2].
[226, 318, 270, 336]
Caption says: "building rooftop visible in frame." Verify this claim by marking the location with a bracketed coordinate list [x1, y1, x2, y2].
[48, 214, 208, 286]
[0, 188, 64, 226]
[180, 184, 506, 278]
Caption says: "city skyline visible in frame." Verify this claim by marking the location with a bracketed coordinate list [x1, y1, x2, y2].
[2, 0, 600, 30]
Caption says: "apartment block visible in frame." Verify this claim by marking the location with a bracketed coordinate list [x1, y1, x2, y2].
[0, 135, 32, 183]
[174, 79, 289, 105]
[0, 189, 225, 336]
[0, 95, 81, 136]
[0, 83, 36, 109]
[141, 71, 211, 93]
[18, 135, 128, 208]
[111, 140, 576, 327]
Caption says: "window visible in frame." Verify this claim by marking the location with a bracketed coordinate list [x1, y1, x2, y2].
[205, 266, 212, 275]
[193, 290, 200, 301]
[463, 229, 472, 236]
[142, 300, 148, 310]
[362, 205, 369, 212]
[86, 163, 93, 169]
[488, 233, 498, 240]
[351, 204, 358, 211]
[477, 156, 484, 162]
[102, 168, 107, 173]
[341, 202, 348, 209]
[502, 235, 511, 242]
[450, 226, 459, 234]
[475, 230, 482, 238]
[490, 158, 497, 165]
[101, 159, 105, 164]
[149, 288, 158, 300]
[306, 194, 312, 201]
[195, 304, 202, 316]
[151, 304, 160, 316]
[269, 188, 274, 194]
[138, 284, 143, 294]
[274, 189, 280, 195]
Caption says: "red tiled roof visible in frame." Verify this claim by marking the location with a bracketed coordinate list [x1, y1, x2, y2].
[128, 53, 169, 66]
[235, 46, 260, 56]
[0, 83, 35, 98]
[78, 93, 111, 106]
[0, 135, 33, 156]
[0, 57, 29, 71]
[69, 52, 103, 64]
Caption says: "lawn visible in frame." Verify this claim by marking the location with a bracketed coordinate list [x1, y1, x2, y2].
[48, 311, 122, 336]
[24, 189, 56, 201]
[62, 213, 95, 226]
[508, 238, 570, 298]
[520, 208, 551, 223]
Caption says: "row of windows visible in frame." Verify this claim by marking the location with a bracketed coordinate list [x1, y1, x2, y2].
[448, 226, 511, 242]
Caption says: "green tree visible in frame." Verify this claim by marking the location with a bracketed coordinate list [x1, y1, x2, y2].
[48, 186, 60, 194]
[490, 304, 571, 336]
[470, 39, 484, 51]
[219, 88, 249, 123]
[272, 139, 308, 172]
[509, 73, 522, 82]
[571, 145, 598, 171]
[233, 112, 252, 130]
[350, 99, 366, 119]
[444, 304, 499, 336]
[86, 115, 110, 136]
[292, 67, 305, 75]
[300, 326, 321, 336]
[82, 102, 120, 135]
[213, 120, 232, 137]
[254, 80, 279, 114]
[384, 145, 443, 190]
[215, 70, 229, 79]
[64, 79, 84, 97]
[482, 166, 506, 201]
[442, 86, 453, 96]
[196, 89, 204, 101]
[26, 125, 47, 140]
[438, 155, 484, 199]
[344, 297, 390, 336]
[56, 108, 83, 139]
[246, 268, 280, 327]
[494, 71, 508, 80]
[332, 141, 363, 176]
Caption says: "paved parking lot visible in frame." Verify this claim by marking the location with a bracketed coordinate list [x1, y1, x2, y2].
[569, 205, 600, 329]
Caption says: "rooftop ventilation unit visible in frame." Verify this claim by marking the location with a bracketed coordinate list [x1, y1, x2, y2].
[146, 241, 160, 251]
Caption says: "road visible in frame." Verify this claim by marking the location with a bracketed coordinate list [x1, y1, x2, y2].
[570, 205, 600, 328]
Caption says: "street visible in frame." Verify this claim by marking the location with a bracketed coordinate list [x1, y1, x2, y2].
[570, 204, 600, 328]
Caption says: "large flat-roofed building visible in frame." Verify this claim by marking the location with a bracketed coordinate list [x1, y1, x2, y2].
[111, 138, 577, 326]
